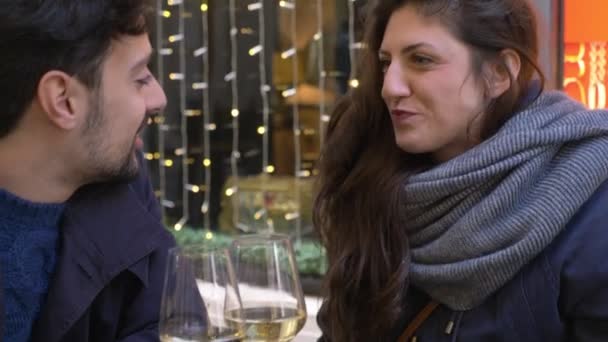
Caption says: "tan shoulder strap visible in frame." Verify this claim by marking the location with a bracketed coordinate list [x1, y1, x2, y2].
[397, 300, 440, 342]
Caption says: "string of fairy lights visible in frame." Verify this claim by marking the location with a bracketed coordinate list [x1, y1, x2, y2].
[149, 0, 361, 239]
[200, 2, 212, 231]
[317, 0, 328, 146]
[227, 0, 242, 231]
[348, 0, 360, 89]
[283, 0, 302, 244]
[247, 0, 273, 230]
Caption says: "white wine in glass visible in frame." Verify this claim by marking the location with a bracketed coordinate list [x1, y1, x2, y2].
[159, 246, 244, 342]
[229, 234, 307, 342]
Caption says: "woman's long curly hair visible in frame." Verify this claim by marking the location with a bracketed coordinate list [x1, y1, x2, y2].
[313, 0, 543, 340]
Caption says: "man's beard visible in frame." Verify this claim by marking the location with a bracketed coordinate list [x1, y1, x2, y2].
[81, 98, 142, 184]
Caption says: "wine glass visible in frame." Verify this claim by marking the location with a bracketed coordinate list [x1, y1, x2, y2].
[229, 234, 307, 342]
[159, 245, 244, 342]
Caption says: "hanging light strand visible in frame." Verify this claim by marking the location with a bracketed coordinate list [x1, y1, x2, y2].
[348, 0, 358, 87]
[176, 0, 189, 230]
[317, 0, 327, 147]
[288, 0, 303, 245]
[250, 1, 272, 229]
[258, 3, 271, 177]
[155, 0, 168, 219]
[228, 0, 240, 228]
[201, 1, 212, 230]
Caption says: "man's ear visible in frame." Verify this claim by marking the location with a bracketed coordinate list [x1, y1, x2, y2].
[37, 71, 89, 130]
[484, 49, 521, 98]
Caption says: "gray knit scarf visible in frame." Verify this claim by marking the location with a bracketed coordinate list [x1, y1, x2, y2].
[404, 91, 608, 310]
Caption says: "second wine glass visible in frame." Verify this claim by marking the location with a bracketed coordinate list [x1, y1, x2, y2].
[229, 234, 307, 342]
[159, 245, 244, 342]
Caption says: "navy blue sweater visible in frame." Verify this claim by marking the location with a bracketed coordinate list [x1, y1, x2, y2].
[0, 189, 64, 342]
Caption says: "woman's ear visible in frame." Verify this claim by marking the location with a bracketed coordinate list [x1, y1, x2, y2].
[484, 49, 521, 98]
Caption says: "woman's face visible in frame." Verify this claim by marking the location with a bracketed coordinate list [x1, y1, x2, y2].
[379, 5, 487, 162]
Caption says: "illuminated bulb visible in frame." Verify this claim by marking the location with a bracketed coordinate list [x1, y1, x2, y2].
[282, 88, 296, 98]
[349, 79, 360, 88]
[257, 126, 266, 135]
[279, 0, 294, 9]
[249, 45, 263, 56]
[201, 3, 208, 12]
[174, 222, 183, 231]
[169, 73, 184, 80]
[265, 165, 275, 173]
[254, 209, 266, 220]
[231, 109, 239, 117]
[248, 2, 262, 11]
[185, 109, 202, 116]
[168, 34, 183, 43]
[154, 152, 161, 159]
[192, 82, 208, 90]
[225, 187, 235, 197]
[281, 48, 296, 59]
[191, 185, 200, 193]
[285, 212, 300, 220]
[162, 10, 171, 18]
[205, 232, 214, 240]
[164, 159, 174, 167]
[193, 47, 207, 57]
[144, 153, 154, 160]
[203, 159, 212, 167]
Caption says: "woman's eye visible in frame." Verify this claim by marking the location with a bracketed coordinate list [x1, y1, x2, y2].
[379, 59, 390, 73]
[411, 54, 433, 66]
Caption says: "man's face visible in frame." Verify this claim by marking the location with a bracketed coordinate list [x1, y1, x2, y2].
[81, 34, 166, 183]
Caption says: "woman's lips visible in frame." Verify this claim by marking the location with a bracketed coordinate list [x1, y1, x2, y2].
[390, 109, 418, 124]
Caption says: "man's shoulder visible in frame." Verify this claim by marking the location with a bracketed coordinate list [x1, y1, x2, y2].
[543, 178, 608, 313]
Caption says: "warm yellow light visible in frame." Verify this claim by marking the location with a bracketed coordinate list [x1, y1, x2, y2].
[280, 48, 295, 59]
[248, 45, 262, 56]
[169, 73, 183, 80]
[201, 3, 208, 12]
[164, 159, 174, 167]
[174, 222, 183, 231]
[257, 126, 266, 135]
[231, 109, 239, 117]
[284, 212, 299, 220]
[266, 165, 275, 173]
[203, 159, 212, 167]
[225, 188, 235, 196]
[144, 153, 154, 161]
[162, 10, 171, 18]
[154, 152, 161, 159]
[205, 232, 214, 240]
[349, 79, 360, 88]
[191, 185, 200, 193]
[281, 88, 296, 98]
[185, 109, 202, 116]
